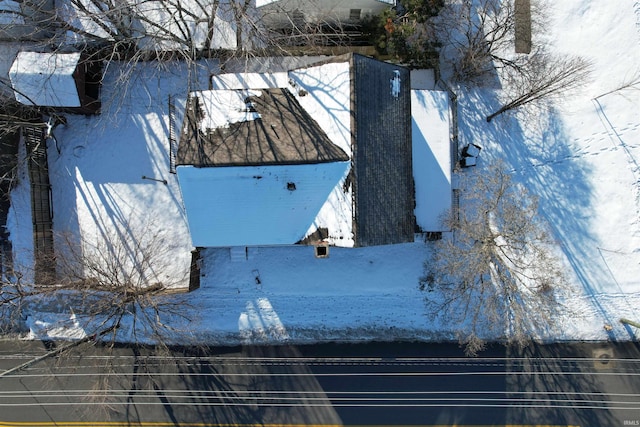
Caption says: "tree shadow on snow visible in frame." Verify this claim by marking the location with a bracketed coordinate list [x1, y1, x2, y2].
[455, 87, 620, 339]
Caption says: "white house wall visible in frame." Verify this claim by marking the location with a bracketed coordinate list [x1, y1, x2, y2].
[411, 90, 452, 232]
[57, 0, 115, 41]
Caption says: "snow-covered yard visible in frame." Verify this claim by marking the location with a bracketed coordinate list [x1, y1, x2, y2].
[6, 1, 640, 345]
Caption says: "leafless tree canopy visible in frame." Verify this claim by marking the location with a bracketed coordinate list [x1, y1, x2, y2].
[486, 53, 593, 121]
[434, 0, 592, 119]
[0, 0, 374, 342]
[420, 162, 568, 355]
[1, 218, 191, 346]
[437, 0, 517, 81]
[4, 0, 263, 54]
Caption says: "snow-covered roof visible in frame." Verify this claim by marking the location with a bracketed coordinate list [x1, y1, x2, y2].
[288, 61, 353, 157]
[9, 51, 82, 107]
[56, 0, 115, 41]
[211, 72, 289, 89]
[222, 56, 328, 73]
[0, 0, 24, 25]
[411, 90, 452, 232]
[194, 89, 263, 130]
[178, 55, 417, 248]
[178, 162, 350, 247]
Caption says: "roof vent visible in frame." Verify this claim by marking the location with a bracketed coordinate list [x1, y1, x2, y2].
[315, 243, 329, 258]
[243, 97, 257, 113]
[390, 70, 401, 98]
[287, 182, 296, 191]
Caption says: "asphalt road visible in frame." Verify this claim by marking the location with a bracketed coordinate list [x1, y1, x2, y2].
[0, 340, 639, 426]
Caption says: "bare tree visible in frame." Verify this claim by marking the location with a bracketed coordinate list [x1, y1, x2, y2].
[6, 0, 262, 54]
[2, 216, 192, 344]
[436, 0, 519, 82]
[434, 0, 592, 120]
[0, 211, 196, 419]
[0, 0, 367, 337]
[257, 0, 373, 53]
[420, 162, 568, 355]
[593, 67, 640, 100]
[486, 52, 592, 121]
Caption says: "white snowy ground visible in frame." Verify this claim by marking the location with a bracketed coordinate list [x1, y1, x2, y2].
[6, 0, 640, 345]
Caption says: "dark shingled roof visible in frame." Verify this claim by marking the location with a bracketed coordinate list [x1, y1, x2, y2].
[350, 54, 415, 247]
[177, 88, 348, 167]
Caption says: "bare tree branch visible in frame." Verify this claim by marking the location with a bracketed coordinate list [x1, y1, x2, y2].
[487, 53, 593, 121]
[420, 162, 568, 355]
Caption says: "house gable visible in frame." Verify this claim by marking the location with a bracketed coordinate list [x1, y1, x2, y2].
[177, 162, 350, 247]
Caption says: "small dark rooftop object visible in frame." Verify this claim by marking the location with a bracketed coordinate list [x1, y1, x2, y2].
[287, 182, 296, 191]
[142, 175, 168, 185]
[315, 243, 329, 258]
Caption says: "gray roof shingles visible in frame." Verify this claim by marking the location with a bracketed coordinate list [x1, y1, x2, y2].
[351, 54, 415, 247]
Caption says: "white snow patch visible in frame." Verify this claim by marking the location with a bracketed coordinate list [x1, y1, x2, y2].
[289, 61, 352, 157]
[9, 52, 82, 107]
[26, 313, 87, 341]
[5, 2, 640, 346]
[192, 90, 263, 130]
[412, 90, 452, 232]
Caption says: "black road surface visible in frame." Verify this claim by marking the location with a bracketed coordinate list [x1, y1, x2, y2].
[0, 340, 639, 426]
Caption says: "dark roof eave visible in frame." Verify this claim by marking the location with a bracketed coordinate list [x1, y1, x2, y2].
[176, 156, 349, 168]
